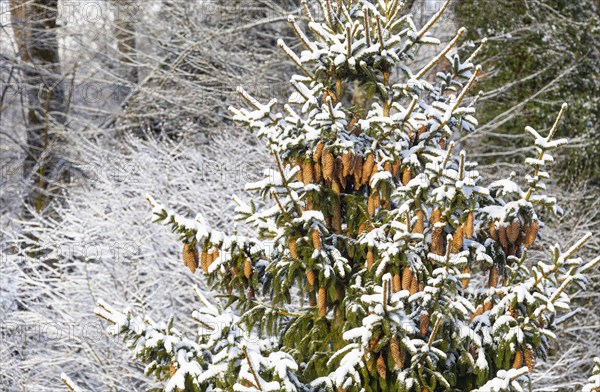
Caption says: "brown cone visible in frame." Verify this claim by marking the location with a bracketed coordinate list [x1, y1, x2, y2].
[302, 160, 314, 185]
[409, 275, 418, 295]
[513, 350, 524, 369]
[306, 269, 316, 288]
[499, 225, 509, 249]
[169, 362, 177, 377]
[376, 354, 387, 380]
[312, 229, 322, 251]
[317, 286, 327, 317]
[461, 267, 470, 289]
[420, 312, 430, 336]
[488, 265, 499, 288]
[392, 273, 401, 292]
[402, 268, 412, 291]
[523, 221, 539, 248]
[390, 337, 405, 368]
[367, 249, 374, 271]
[465, 212, 474, 238]
[507, 219, 521, 244]
[431, 228, 444, 255]
[524, 346, 535, 372]
[322, 150, 334, 181]
[489, 222, 499, 241]
[183, 243, 199, 274]
[201, 249, 209, 273]
[332, 204, 342, 234]
[314, 162, 322, 183]
[314, 142, 325, 161]
[243, 257, 252, 279]
[289, 239, 299, 259]
[452, 225, 464, 253]
[353, 156, 363, 189]
[362, 153, 375, 185]
[412, 210, 425, 234]
[401, 167, 411, 186]
[342, 152, 352, 177]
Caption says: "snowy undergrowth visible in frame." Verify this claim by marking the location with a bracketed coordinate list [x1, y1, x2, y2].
[0, 129, 269, 391]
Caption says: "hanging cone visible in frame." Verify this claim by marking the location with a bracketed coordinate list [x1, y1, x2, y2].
[452, 225, 464, 253]
[322, 89, 336, 104]
[317, 286, 327, 317]
[376, 354, 387, 380]
[322, 149, 334, 181]
[392, 273, 401, 292]
[523, 221, 539, 248]
[507, 219, 521, 244]
[183, 243, 199, 274]
[334, 156, 344, 183]
[524, 346, 535, 372]
[392, 159, 401, 177]
[461, 267, 470, 289]
[368, 192, 377, 216]
[513, 350, 524, 369]
[332, 204, 342, 234]
[289, 239, 299, 259]
[342, 152, 352, 177]
[302, 160, 314, 185]
[430, 209, 442, 225]
[314, 161, 322, 183]
[488, 265, 499, 288]
[431, 228, 444, 255]
[348, 113, 361, 135]
[243, 257, 252, 279]
[489, 222, 499, 241]
[384, 161, 393, 174]
[201, 248, 209, 273]
[390, 337, 405, 368]
[312, 229, 322, 251]
[314, 142, 325, 161]
[420, 312, 430, 336]
[331, 179, 342, 195]
[402, 268, 412, 291]
[362, 153, 375, 185]
[409, 275, 418, 295]
[401, 167, 411, 186]
[367, 248, 374, 271]
[353, 156, 363, 189]
[169, 362, 177, 377]
[499, 225, 509, 249]
[465, 211, 474, 238]
[306, 269, 316, 288]
[412, 210, 424, 234]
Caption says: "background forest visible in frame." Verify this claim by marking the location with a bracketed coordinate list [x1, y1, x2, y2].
[0, 0, 598, 391]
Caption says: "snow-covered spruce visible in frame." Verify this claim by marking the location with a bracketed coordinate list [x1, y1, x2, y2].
[96, 1, 599, 391]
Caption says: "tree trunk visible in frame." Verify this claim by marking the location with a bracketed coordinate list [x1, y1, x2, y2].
[10, 0, 65, 211]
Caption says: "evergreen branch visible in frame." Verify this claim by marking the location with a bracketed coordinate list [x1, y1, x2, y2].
[272, 150, 304, 216]
[415, 27, 466, 79]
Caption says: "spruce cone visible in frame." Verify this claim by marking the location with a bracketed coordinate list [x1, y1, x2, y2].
[483, 298, 493, 312]
[312, 229, 322, 251]
[513, 350, 524, 369]
[376, 354, 387, 380]
[390, 337, 405, 368]
[306, 269, 316, 288]
[322, 150, 334, 181]
[367, 248, 374, 270]
[465, 212, 474, 238]
[353, 156, 363, 189]
[317, 286, 327, 317]
[507, 219, 521, 244]
[524, 346, 535, 372]
[392, 273, 401, 292]
[362, 153, 375, 185]
[392, 159, 401, 177]
[348, 114, 361, 135]
[499, 225, 509, 249]
[368, 192, 377, 216]
[169, 362, 177, 377]
[412, 210, 425, 234]
[401, 167, 411, 186]
[409, 275, 418, 296]
[182, 243, 199, 274]
[488, 265, 499, 288]
[334, 156, 344, 183]
[369, 164, 379, 184]
[289, 239, 299, 259]
[314, 142, 325, 161]
[243, 257, 252, 279]
[402, 268, 412, 291]
[332, 204, 342, 234]
[322, 89, 336, 104]
[342, 152, 352, 177]
[420, 312, 429, 336]
[452, 225, 464, 253]
[430, 209, 442, 225]
[201, 249, 209, 273]
[331, 179, 342, 196]
[431, 228, 444, 255]
[302, 160, 314, 185]
[384, 161, 393, 174]
[489, 222, 499, 241]
[314, 161, 322, 183]
[523, 221, 539, 248]
[461, 267, 470, 290]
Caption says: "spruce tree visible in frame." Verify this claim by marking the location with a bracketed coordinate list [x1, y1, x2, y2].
[94, 1, 599, 391]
